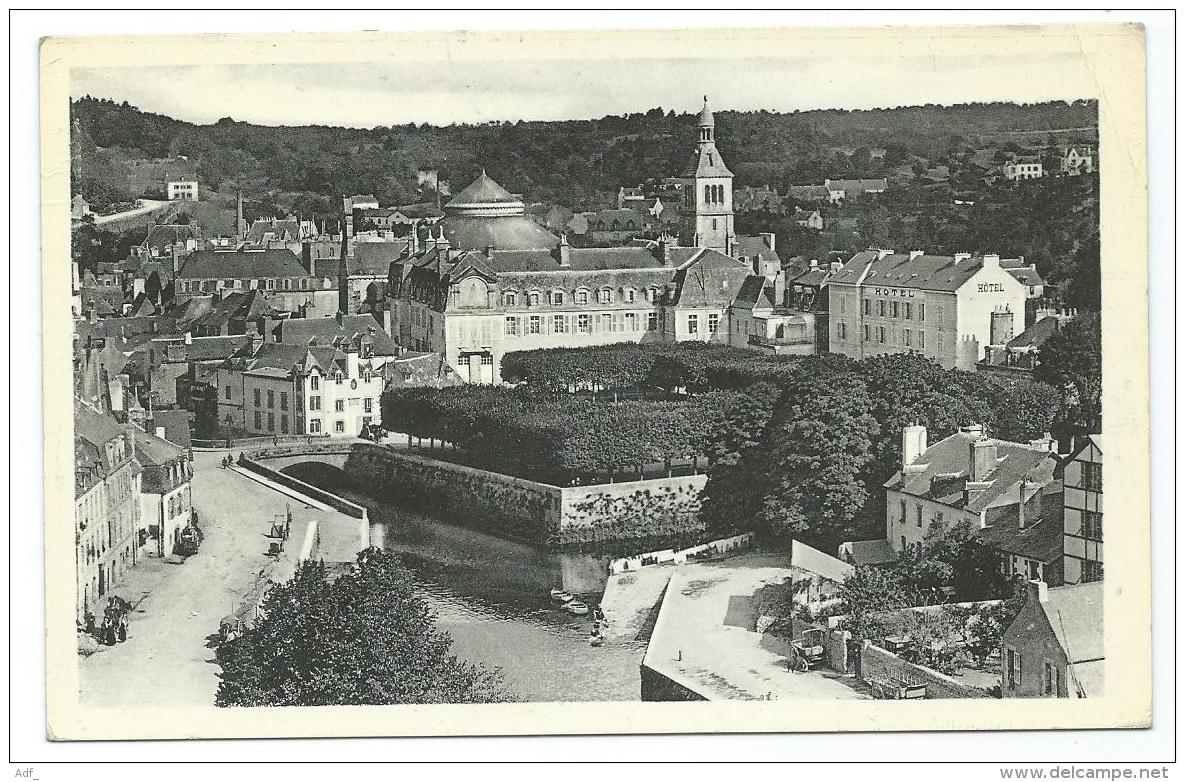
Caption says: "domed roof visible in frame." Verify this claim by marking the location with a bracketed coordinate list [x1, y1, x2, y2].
[445, 172, 522, 211]
[696, 96, 714, 128]
[439, 171, 558, 251]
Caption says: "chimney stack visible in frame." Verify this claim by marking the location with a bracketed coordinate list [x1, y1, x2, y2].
[485, 245, 496, 261]
[876, 248, 895, 260]
[968, 436, 998, 482]
[1027, 579, 1049, 604]
[760, 231, 776, 253]
[155, 426, 167, 440]
[953, 252, 972, 265]
[990, 309, 1015, 346]
[902, 424, 928, 471]
[983, 253, 1001, 270]
[909, 250, 924, 260]
[553, 233, 571, 267]
[184, 331, 193, 345]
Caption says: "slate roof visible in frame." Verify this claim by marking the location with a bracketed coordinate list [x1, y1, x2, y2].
[669, 249, 751, 307]
[830, 250, 1006, 293]
[245, 219, 301, 244]
[837, 539, 898, 566]
[786, 185, 831, 201]
[351, 240, 411, 275]
[75, 400, 139, 497]
[977, 488, 1065, 563]
[144, 223, 199, 253]
[1007, 317, 1063, 350]
[382, 352, 465, 388]
[134, 425, 186, 467]
[273, 314, 399, 355]
[160, 335, 253, 363]
[883, 430, 1059, 514]
[178, 249, 309, 280]
[145, 409, 192, 449]
[825, 178, 887, 194]
[731, 274, 777, 309]
[1041, 582, 1105, 685]
[734, 234, 781, 267]
[682, 144, 734, 178]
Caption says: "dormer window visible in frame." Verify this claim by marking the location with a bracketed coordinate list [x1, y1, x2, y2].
[528, 291, 540, 307]
[551, 290, 564, 306]
[598, 287, 613, 304]
[503, 290, 518, 306]
[576, 289, 589, 305]
[624, 288, 636, 303]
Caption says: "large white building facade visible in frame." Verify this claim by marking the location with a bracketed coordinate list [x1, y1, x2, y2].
[385, 97, 794, 384]
[827, 250, 1030, 371]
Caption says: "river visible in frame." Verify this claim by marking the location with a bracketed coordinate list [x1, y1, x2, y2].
[333, 486, 646, 702]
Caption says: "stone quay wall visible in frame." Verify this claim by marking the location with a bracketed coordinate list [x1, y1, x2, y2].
[343, 443, 709, 550]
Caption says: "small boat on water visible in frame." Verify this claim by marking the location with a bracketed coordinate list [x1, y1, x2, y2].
[550, 588, 574, 603]
[563, 600, 590, 616]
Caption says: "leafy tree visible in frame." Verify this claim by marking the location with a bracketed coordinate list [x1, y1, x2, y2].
[1033, 312, 1101, 431]
[215, 549, 510, 706]
[757, 370, 879, 550]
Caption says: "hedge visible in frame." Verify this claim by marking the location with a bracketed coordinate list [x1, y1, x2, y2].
[499, 341, 732, 392]
[380, 386, 735, 483]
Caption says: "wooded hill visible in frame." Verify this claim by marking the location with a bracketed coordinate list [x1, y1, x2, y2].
[70, 96, 1097, 214]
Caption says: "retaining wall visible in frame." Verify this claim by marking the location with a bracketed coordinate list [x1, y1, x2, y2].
[344, 443, 710, 550]
[858, 640, 989, 699]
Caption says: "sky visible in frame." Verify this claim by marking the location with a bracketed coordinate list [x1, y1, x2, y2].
[70, 49, 1097, 129]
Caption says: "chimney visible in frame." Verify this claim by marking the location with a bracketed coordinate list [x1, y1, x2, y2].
[830, 261, 843, 274]
[1027, 579, 1049, 604]
[953, 252, 972, 265]
[553, 233, 571, 267]
[184, 331, 193, 345]
[301, 242, 313, 274]
[155, 426, 167, 440]
[485, 245, 495, 261]
[346, 346, 360, 379]
[773, 268, 786, 309]
[809, 258, 818, 269]
[760, 231, 776, 253]
[876, 248, 895, 260]
[1017, 476, 1028, 529]
[909, 250, 924, 260]
[902, 424, 928, 471]
[968, 437, 998, 482]
[990, 309, 1015, 346]
[983, 253, 1001, 270]
[236, 190, 245, 242]
[656, 235, 674, 266]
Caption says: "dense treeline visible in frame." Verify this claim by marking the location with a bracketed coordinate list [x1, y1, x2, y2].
[379, 385, 743, 483]
[384, 344, 1075, 554]
[215, 550, 509, 706]
[70, 96, 1096, 213]
[698, 353, 1062, 553]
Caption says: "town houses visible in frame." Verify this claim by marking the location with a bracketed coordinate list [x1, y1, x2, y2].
[66, 91, 1107, 708]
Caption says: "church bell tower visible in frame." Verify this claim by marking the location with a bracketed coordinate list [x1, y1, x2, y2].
[680, 96, 734, 256]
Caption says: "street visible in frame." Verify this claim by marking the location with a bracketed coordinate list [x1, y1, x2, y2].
[78, 450, 318, 707]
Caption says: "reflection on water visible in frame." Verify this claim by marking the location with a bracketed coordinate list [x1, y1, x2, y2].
[336, 487, 645, 702]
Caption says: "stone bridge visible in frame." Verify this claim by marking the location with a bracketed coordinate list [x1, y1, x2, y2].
[247, 442, 357, 490]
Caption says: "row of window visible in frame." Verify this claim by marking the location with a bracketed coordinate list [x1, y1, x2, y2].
[863, 298, 926, 321]
[703, 183, 727, 205]
[307, 396, 374, 413]
[834, 322, 928, 349]
[505, 312, 661, 337]
[252, 411, 371, 435]
[177, 277, 329, 295]
[502, 287, 660, 308]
